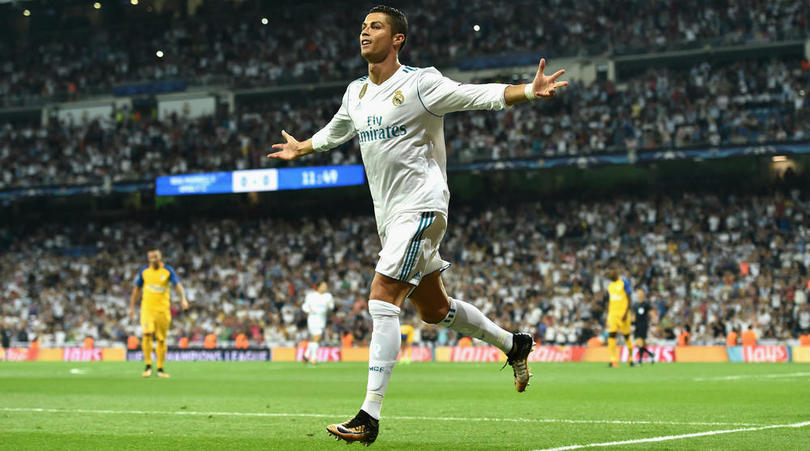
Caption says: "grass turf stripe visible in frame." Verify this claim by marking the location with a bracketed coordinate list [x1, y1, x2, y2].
[0, 407, 763, 427]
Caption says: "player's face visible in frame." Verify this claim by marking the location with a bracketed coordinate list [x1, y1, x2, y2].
[318, 282, 328, 293]
[360, 13, 399, 63]
[147, 251, 162, 268]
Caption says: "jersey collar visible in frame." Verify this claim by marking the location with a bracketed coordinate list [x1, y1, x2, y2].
[368, 64, 403, 87]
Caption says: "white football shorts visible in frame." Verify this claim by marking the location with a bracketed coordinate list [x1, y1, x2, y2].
[375, 211, 451, 287]
[307, 318, 326, 336]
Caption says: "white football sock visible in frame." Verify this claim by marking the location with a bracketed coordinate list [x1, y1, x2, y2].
[308, 341, 319, 362]
[360, 300, 401, 420]
[440, 297, 513, 353]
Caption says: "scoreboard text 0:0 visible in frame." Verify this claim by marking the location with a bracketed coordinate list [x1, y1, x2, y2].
[155, 165, 365, 196]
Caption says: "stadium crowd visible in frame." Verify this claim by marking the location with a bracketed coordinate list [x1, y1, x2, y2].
[2, 190, 809, 349]
[2, 57, 808, 190]
[2, 0, 808, 106]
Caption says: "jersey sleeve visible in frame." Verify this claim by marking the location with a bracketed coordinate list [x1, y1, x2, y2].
[302, 293, 312, 313]
[417, 67, 509, 116]
[134, 267, 145, 287]
[166, 265, 180, 285]
[622, 278, 632, 299]
[311, 87, 357, 152]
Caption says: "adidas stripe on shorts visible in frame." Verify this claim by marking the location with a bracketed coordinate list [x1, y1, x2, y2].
[375, 211, 450, 287]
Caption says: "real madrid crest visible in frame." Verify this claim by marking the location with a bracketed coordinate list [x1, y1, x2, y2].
[392, 90, 404, 106]
[359, 83, 368, 99]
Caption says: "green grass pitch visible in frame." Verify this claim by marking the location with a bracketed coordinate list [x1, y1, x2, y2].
[1, 361, 809, 450]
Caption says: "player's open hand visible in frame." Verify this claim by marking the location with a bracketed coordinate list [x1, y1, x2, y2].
[128, 306, 136, 323]
[267, 130, 304, 161]
[532, 58, 568, 98]
[181, 298, 190, 312]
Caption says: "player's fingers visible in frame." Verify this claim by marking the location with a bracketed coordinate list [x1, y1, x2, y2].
[271, 143, 285, 150]
[281, 129, 294, 143]
[549, 69, 565, 81]
[554, 81, 568, 88]
[268, 151, 294, 160]
[538, 58, 546, 74]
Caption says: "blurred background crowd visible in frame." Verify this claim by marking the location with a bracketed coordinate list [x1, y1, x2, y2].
[3, 0, 808, 107]
[1, 0, 810, 350]
[2, 189, 809, 348]
[3, 56, 809, 190]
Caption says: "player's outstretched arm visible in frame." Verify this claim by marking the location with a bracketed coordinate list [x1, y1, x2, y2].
[267, 130, 315, 161]
[505, 58, 568, 106]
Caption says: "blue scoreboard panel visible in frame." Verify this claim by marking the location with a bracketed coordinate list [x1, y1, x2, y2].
[156, 165, 365, 196]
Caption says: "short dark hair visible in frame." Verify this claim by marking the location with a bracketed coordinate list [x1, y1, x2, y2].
[368, 5, 408, 53]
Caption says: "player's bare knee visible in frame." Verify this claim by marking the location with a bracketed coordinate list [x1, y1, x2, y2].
[419, 303, 449, 324]
[369, 273, 411, 306]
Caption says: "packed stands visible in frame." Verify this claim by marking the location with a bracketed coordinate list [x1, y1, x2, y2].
[2, 57, 808, 189]
[1, 0, 808, 106]
[2, 190, 808, 347]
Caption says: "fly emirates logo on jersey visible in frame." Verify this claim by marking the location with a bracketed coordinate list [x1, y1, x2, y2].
[358, 115, 407, 144]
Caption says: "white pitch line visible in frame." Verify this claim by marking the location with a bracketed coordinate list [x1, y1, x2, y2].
[0, 407, 759, 427]
[694, 372, 810, 382]
[534, 420, 810, 451]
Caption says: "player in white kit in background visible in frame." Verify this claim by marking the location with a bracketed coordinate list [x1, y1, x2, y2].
[268, 5, 567, 446]
[302, 281, 334, 364]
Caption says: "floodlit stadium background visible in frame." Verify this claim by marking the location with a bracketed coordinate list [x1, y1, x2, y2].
[1, 0, 810, 365]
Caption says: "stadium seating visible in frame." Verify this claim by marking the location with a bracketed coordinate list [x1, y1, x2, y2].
[2, 57, 808, 190]
[2, 191, 808, 348]
[2, 0, 809, 350]
[1, 0, 808, 106]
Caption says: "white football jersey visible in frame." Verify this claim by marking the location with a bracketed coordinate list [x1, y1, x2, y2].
[312, 65, 509, 232]
[302, 291, 334, 323]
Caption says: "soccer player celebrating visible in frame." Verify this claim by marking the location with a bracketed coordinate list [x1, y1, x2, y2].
[605, 267, 634, 368]
[128, 249, 189, 378]
[633, 288, 655, 364]
[302, 281, 335, 364]
[268, 5, 566, 445]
